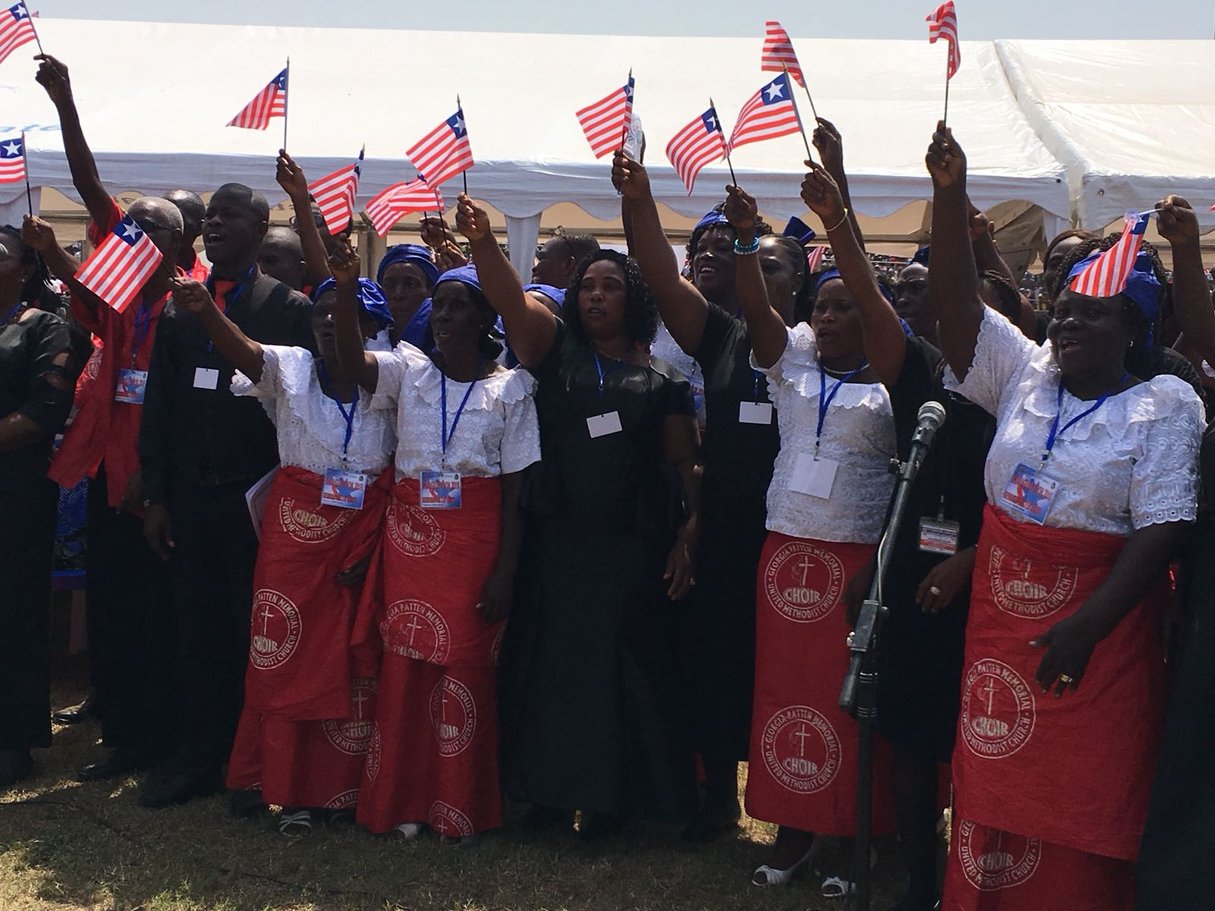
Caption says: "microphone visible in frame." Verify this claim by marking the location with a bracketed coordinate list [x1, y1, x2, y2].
[911, 400, 947, 451]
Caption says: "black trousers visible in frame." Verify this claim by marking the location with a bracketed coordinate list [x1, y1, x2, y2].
[0, 477, 58, 751]
[85, 466, 178, 756]
[166, 475, 259, 771]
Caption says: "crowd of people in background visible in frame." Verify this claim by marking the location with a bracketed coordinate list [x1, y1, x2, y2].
[3, 52, 1214, 911]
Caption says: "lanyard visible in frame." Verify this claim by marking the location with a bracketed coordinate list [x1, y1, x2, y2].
[1042, 373, 1128, 464]
[317, 362, 359, 458]
[816, 361, 869, 452]
[441, 365, 480, 457]
[593, 350, 630, 399]
[130, 301, 154, 366]
[1, 300, 22, 326]
[752, 369, 765, 404]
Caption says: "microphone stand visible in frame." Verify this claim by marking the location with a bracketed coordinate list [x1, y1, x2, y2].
[839, 420, 939, 911]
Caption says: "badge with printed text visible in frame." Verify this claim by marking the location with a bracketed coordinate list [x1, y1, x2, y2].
[1000, 463, 1059, 525]
[321, 469, 367, 510]
[919, 518, 961, 554]
[789, 451, 838, 500]
[586, 411, 623, 438]
[114, 368, 148, 404]
[420, 470, 462, 510]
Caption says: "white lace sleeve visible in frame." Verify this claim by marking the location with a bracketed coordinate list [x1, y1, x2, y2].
[370, 348, 406, 410]
[500, 372, 541, 475]
[750, 324, 811, 386]
[1130, 378, 1204, 529]
[231, 344, 298, 399]
[945, 308, 1039, 415]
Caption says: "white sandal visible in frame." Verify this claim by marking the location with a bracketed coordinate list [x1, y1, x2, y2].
[277, 809, 312, 837]
[393, 822, 424, 840]
[752, 842, 818, 886]
[821, 875, 856, 899]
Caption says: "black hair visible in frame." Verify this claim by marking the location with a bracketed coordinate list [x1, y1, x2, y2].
[163, 189, 205, 231]
[685, 202, 773, 263]
[552, 233, 600, 271]
[1040, 229, 1097, 302]
[764, 234, 812, 326]
[979, 270, 1023, 324]
[0, 224, 55, 307]
[562, 249, 659, 347]
[212, 183, 270, 222]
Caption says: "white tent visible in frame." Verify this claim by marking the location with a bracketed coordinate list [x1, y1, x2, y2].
[0, 18, 1070, 275]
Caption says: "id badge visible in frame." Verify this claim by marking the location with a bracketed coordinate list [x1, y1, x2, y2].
[321, 468, 367, 510]
[919, 518, 961, 555]
[789, 451, 838, 499]
[114, 368, 149, 404]
[420, 470, 462, 510]
[738, 402, 773, 425]
[193, 367, 220, 390]
[1000, 462, 1059, 525]
[587, 411, 623, 438]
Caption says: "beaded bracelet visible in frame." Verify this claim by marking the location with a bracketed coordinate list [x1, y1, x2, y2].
[733, 236, 761, 255]
[824, 208, 850, 233]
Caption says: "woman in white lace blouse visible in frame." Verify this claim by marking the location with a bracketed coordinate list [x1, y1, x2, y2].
[926, 125, 1202, 911]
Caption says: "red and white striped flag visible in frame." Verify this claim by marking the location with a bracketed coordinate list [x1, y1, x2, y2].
[761, 20, 805, 89]
[406, 106, 474, 189]
[728, 73, 800, 153]
[0, 2, 37, 66]
[576, 73, 634, 159]
[308, 147, 364, 235]
[1069, 212, 1150, 299]
[365, 179, 444, 237]
[75, 214, 164, 312]
[0, 134, 24, 183]
[926, 2, 961, 80]
[806, 245, 826, 273]
[665, 106, 727, 195]
[227, 68, 288, 130]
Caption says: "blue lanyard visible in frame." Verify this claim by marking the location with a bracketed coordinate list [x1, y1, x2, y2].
[1, 300, 22, 325]
[130, 302, 154, 366]
[317, 361, 359, 458]
[752, 369, 765, 404]
[593, 351, 627, 399]
[1042, 374, 1128, 464]
[816, 361, 869, 453]
[441, 366, 480, 456]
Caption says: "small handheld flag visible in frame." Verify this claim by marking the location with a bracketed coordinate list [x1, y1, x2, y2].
[666, 106, 727, 195]
[762, 20, 819, 122]
[0, 134, 25, 184]
[227, 67, 288, 131]
[366, 179, 444, 237]
[926, 2, 960, 124]
[0, 2, 38, 66]
[728, 73, 800, 154]
[308, 147, 364, 236]
[406, 105, 474, 191]
[1069, 212, 1150, 299]
[75, 214, 164, 312]
[576, 73, 635, 159]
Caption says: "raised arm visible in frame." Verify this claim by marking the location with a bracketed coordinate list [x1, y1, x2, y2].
[34, 55, 112, 229]
[801, 162, 906, 385]
[925, 123, 983, 379]
[612, 152, 709, 353]
[455, 194, 557, 370]
[329, 241, 379, 392]
[1157, 196, 1215, 362]
[813, 118, 864, 251]
[276, 150, 332, 287]
[21, 215, 107, 324]
[722, 184, 786, 368]
[169, 279, 264, 382]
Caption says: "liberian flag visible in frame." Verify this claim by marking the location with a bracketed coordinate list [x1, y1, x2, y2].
[761, 21, 805, 89]
[1069, 212, 1150, 299]
[365, 179, 443, 237]
[228, 68, 288, 130]
[576, 73, 634, 159]
[0, 2, 37, 67]
[728, 73, 800, 153]
[0, 134, 24, 184]
[926, 1, 961, 79]
[308, 147, 364, 235]
[406, 107, 474, 189]
[665, 106, 727, 195]
[75, 215, 164, 312]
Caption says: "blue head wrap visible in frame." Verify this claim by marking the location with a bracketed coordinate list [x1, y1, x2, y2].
[1065, 249, 1160, 347]
[435, 263, 482, 297]
[783, 216, 817, 246]
[693, 208, 730, 233]
[814, 267, 895, 306]
[911, 245, 931, 266]
[524, 282, 566, 306]
[312, 277, 394, 329]
[377, 243, 440, 287]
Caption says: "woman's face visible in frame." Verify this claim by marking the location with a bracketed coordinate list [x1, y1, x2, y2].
[380, 261, 432, 327]
[758, 237, 801, 326]
[893, 263, 932, 338]
[692, 226, 737, 303]
[430, 281, 490, 356]
[311, 293, 340, 361]
[811, 278, 866, 364]
[577, 259, 629, 341]
[1047, 289, 1136, 379]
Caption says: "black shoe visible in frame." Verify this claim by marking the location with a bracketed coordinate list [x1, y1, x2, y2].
[229, 788, 266, 819]
[577, 812, 623, 842]
[520, 803, 568, 832]
[138, 765, 221, 809]
[0, 749, 33, 789]
[77, 748, 149, 782]
[52, 693, 97, 725]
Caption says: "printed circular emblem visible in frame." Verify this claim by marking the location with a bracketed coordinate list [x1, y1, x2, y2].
[760, 705, 841, 794]
[989, 546, 1076, 619]
[323, 789, 359, 811]
[323, 677, 378, 755]
[381, 600, 451, 663]
[430, 677, 477, 757]
[278, 497, 350, 544]
[428, 801, 474, 837]
[763, 541, 845, 623]
[365, 723, 381, 782]
[961, 659, 1036, 758]
[957, 820, 1043, 891]
[249, 589, 302, 669]
[387, 501, 446, 557]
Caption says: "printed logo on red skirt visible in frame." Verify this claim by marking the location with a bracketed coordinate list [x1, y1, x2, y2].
[961, 659, 1036, 758]
[278, 497, 351, 543]
[957, 820, 1043, 891]
[323, 789, 359, 811]
[763, 541, 845, 623]
[387, 501, 446, 557]
[428, 801, 475, 837]
[989, 546, 1076, 619]
[323, 676, 377, 755]
[365, 723, 381, 782]
[249, 589, 302, 669]
[381, 600, 451, 663]
[430, 676, 477, 757]
[760, 705, 841, 793]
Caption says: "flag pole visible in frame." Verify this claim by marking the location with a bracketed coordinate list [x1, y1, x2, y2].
[21, 131, 33, 216]
[619, 68, 633, 151]
[709, 98, 738, 186]
[282, 57, 291, 152]
[457, 94, 468, 196]
[784, 67, 816, 164]
[802, 82, 820, 124]
[28, 7, 45, 56]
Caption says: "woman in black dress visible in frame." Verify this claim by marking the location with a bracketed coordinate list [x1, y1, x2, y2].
[455, 195, 701, 837]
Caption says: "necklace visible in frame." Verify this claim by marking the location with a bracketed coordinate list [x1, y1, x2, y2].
[821, 362, 865, 379]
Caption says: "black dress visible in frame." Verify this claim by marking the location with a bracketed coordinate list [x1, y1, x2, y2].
[503, 323, 697, 820]
[0, 309, 78, 753]
[685, 305, 781, 760]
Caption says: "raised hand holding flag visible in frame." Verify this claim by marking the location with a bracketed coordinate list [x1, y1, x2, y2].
[576, 72, 635, 159]
[75, 214, 165, 313]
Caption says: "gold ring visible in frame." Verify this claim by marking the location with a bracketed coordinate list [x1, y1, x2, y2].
[1058, 674, 1075, 684]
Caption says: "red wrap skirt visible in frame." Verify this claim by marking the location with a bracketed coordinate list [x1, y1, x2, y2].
[226, 467, 391, 808]
[745, 531, 895, 836]
[353, 475, 505, 836]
